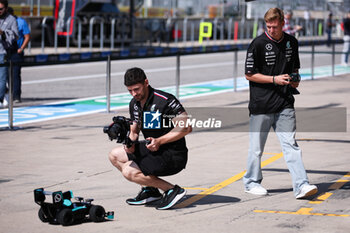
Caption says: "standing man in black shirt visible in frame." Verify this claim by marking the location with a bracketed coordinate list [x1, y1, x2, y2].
[109, 67, 191, 210]
[243, 8, 318, 199]
[341, 11, 350, 66]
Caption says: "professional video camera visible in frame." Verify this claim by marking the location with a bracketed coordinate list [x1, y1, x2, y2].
[103, 116, 133, 147]
[289, 73, 301, 95]
[103, 116, 150, 148]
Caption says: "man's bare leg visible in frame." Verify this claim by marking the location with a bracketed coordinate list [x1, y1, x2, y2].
[109, 147, 173, 192]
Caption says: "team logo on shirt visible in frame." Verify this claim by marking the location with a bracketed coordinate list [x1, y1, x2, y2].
[285, 41, 293, 62]
[143, 110, 161, 129]
[265, 43, 273, 51]
[286, 41, 291, 49]
[246, 52, 254, 68]
[150, 104, 156, 112]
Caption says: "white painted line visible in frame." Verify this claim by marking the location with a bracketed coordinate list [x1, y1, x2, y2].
[22, 52, 328, 85]
[22, 61, 239, 85]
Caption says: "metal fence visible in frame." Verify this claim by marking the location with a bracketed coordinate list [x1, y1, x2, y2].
[34, 16, 330, 54]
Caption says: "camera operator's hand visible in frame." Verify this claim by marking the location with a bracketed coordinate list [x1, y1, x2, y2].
[274, 74, 290, 86]
[146, 137, 160, 152]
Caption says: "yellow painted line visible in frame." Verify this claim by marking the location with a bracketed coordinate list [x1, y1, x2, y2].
[309, 201, 323, 204]
[309, 192, 333, 204]
[310, 172, 350, 204]
[255, 171, 350, 216]
[329, 180, 349, 190]
[254, 210, 298, 215]
[255, 207, 349, 217]
[309, 172, 350, 206]
[176, 171, 246, 208]
[296, 207, 313, 214]
[337, 179, 350, 182]
[261, 152, 283, 167]
[317, 192, 333, 201]
[183, 187, 208, 191]
[176, 152, 283, 208]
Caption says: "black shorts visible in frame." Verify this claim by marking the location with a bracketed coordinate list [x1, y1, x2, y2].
[127, 141, 188, 176]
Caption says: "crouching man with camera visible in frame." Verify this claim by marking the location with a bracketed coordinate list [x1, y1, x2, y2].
[108, 67, 192, 210]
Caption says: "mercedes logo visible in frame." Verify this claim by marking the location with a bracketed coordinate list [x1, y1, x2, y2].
[265, 43, 273, 51]
[54, 193, 62, 203]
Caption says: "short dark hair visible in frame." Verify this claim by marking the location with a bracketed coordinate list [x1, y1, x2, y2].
[7, 6, 13, 15]
[124, 67, 147, 86]
[0, 0, 8, 8]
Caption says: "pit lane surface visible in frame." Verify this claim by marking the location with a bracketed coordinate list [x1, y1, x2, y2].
[0, 45, 349, 233]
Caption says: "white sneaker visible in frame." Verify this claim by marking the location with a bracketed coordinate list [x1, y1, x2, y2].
[245, 186, 268, 196]
[296, 184, 318, 199]
[340, 62, 349, 67]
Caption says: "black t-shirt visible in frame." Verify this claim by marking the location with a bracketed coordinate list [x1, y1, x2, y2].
[129, 86, 187, 150]
[343, 18, 350, 36]
[245, 32, 300, 115]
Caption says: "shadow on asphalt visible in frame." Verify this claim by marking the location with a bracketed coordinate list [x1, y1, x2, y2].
[143, 194, 240, 209]
[263, 168, 349, 176]
[189, 194, 241, 207]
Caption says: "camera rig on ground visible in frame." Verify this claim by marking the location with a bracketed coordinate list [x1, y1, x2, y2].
[34, 188, 114, 226]
[103, 116, 150, 147]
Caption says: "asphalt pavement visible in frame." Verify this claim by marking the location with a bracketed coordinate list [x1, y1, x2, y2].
[0, 72, 349, 233]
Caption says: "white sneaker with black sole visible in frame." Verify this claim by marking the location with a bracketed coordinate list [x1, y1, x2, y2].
[126, 187, 162, 205]
[156, 185, 186, 210]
